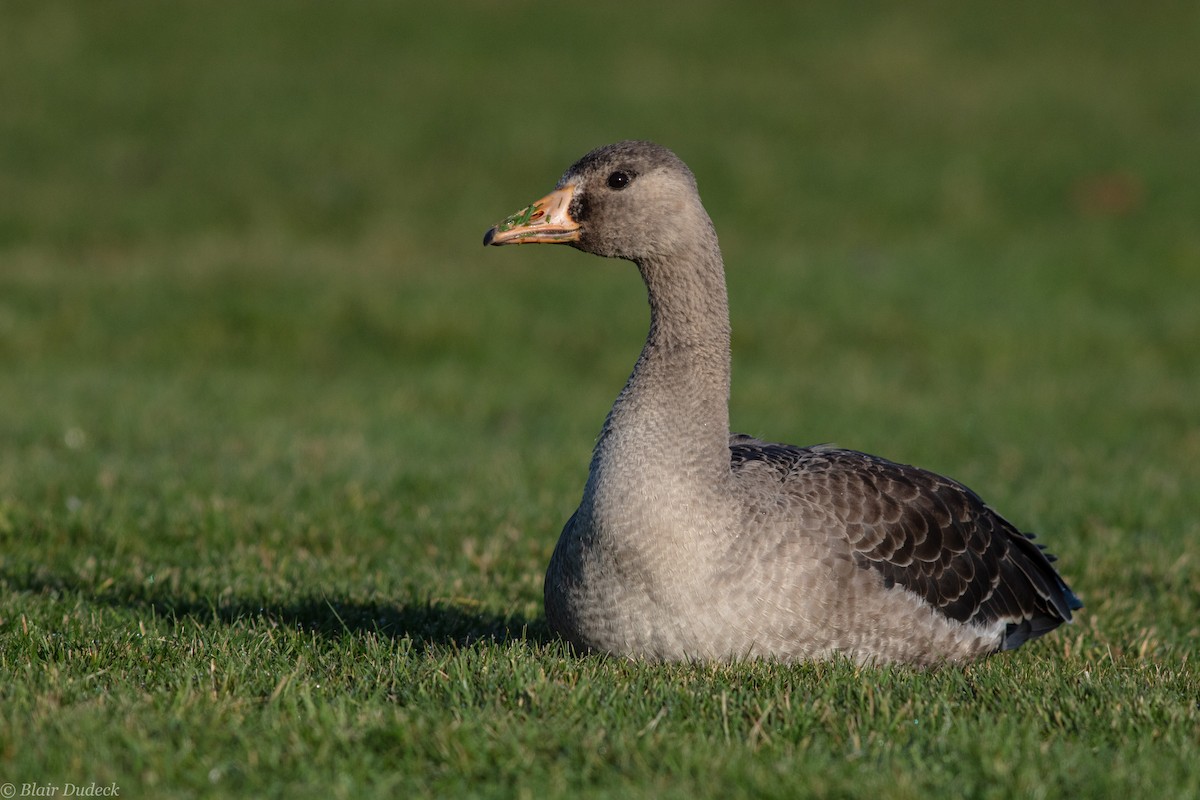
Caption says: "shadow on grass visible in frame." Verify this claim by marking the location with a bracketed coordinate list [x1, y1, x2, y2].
[2, 566, 552, 650]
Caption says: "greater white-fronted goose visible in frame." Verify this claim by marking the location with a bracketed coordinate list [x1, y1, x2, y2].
[483, 140, 1081, 666]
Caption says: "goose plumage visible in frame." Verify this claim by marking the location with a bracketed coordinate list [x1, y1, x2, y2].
[483, 140, 1081, 666]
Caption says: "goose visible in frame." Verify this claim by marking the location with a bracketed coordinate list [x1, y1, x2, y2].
[483, 140, 1081, 666]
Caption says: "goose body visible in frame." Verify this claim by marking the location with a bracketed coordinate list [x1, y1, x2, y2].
[484, 140, 1081, 666]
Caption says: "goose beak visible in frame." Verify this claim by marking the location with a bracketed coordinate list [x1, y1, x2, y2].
[483, 186, 580, 246]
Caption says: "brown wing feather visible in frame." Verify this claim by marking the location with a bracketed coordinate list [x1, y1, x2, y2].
[729, 435, 1081, 649]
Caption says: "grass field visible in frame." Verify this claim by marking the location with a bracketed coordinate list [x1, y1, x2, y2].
[2, 1, 1198, 797]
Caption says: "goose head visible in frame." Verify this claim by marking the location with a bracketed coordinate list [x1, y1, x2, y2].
[483, 140, 713, 264]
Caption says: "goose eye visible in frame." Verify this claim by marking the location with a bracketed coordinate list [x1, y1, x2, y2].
[607, 171, 631, 190]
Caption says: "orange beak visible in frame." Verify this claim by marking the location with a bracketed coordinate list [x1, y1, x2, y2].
[483, 186, 581, 246]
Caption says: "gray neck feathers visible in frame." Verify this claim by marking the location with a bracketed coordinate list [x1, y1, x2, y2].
[592, 223, 733, 487]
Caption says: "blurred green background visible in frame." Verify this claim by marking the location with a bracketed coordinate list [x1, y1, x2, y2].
[3, 0, 1195, 554]
[1, 1, 1197, 796]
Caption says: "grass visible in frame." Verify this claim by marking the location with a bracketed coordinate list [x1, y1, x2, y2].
[2, 1, 1198, 797]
